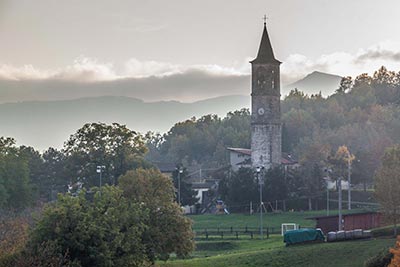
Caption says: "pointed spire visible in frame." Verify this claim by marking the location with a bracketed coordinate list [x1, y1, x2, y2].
[251, 21, 280, 64]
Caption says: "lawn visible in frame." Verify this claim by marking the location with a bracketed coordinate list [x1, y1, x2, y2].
[158, 237, 395, 267]
[157, 210, 391, 267]
[188, 209, 368, 232]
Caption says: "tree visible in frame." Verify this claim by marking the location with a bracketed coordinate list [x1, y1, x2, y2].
[41, 147, 69, 200]
[0, 137, 33, 209]
[18, 146, 44, 199]
[118, 168, 194, 261]
[29, 186, 148, 267]
[336, 76, 353, 94]
[282, 108, 316, 151]
[374, 145, 400, 236]
[295, 138, 331, 210]
[264, 167, 288, 204]
[155, 110, 250, 167]
[171, 168, 198, 206]
[63, 122, 149, 187]
[304, 164, 325, 211]
[372, 66, 397, 105]
[219, 168, 258, 210]
[354, 73, 372, 87]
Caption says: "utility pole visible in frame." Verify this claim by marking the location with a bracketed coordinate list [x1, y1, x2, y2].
[326, 183, 330, 216]
[347, 155, 352, 210]
[324, 168, 332, 216]
[338, 177, 343, 231]
[96, 165, 105, 195]
[176, 167, 183, 206]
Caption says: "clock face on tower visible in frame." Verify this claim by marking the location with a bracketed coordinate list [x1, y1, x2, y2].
[258, 108, 265, 115]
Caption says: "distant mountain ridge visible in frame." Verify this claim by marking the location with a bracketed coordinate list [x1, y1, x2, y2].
[0, 71, 343, 150]
[0, 71, 341, 104]
[0, 95, 250, 151]
[283, 71, 342, 96]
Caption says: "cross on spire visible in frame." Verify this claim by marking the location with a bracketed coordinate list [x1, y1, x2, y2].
[263, 14, 268, 25]
[251, 14, 280, 64]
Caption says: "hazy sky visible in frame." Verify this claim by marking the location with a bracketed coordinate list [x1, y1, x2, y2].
[1, 0, 400, 101]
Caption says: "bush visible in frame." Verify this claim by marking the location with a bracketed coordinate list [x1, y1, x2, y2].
[28, 186, 149, 267]
[364, 249, 393, 267]
[0, 241, 74, 267]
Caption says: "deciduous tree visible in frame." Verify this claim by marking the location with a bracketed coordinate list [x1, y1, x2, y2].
[63, 122, 148, 187]
[119, 168, 195, 261]
[29, 186, 148, 267]
[374, 145, 400, 236]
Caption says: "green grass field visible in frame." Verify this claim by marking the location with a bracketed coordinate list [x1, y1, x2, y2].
[188, 209, 368, 231]
[159, 237, 394, 267]
[158, 210, 392, 267]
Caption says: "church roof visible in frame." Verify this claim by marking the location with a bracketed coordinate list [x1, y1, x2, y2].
[251, 23, 281, 64]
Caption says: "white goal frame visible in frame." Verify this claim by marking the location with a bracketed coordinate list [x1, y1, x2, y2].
[281, 223, 299, 236]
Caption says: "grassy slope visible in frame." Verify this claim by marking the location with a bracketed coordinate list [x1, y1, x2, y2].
[159, 238, 394, 267]
[158, 211, 390, 267]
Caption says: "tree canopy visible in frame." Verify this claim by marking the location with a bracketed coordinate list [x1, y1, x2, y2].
[374, 145, 400, 236]
[119, 168, 194, 261]
[63, 122, 149, 187]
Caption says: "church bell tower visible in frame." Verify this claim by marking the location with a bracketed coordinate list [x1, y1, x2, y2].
[251, 20, 282, 169]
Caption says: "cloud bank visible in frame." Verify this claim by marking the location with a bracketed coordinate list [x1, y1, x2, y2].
[1, 41, 400, 103]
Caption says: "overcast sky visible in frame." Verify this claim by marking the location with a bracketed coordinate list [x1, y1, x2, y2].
[1, 0, 400, 101]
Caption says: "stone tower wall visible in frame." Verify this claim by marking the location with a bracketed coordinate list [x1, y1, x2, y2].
[250, 63, 281, 168]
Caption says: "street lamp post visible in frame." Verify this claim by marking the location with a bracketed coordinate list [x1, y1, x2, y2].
[96, 165, 105, 195]
[256, 166, 265, 239]
[324, 168, 332, 216]
[347, 155, 352, 210]
[176, 167, 183, 206]
[338, 176, 343, 231]
[327, 184, 330, 216]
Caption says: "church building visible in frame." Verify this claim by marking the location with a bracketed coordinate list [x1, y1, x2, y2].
[228, 21, 296, 171]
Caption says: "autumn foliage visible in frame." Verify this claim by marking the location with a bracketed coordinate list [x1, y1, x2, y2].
[389, 236, 400, 267]
[0, 216, 29, 258]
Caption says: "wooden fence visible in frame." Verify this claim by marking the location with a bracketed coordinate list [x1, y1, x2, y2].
[193, 226, 281, 240]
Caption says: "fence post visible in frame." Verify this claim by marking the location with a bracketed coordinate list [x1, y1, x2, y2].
[250, 231, 253, 239]
[245, 225, 248, 232]
[205, 230, 208, 240]
[267, 227, 269, 239]
[221, 231, 224, 239]
[236, 231, 239, 240]
[230, 226, 233, 233]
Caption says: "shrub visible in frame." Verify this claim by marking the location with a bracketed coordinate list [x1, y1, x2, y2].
[364, 249, 393, 267]
[389, 236, 400, 267]
[0, 241, 74, 267]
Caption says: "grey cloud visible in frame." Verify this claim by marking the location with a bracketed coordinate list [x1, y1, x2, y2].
[0, 69, 250, 104]
[355, 49, 400, 64]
